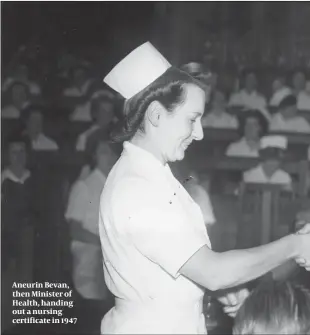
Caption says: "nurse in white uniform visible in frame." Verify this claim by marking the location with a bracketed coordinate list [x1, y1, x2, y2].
[99, 42, 310, 334]
[243, 135, 292, 191]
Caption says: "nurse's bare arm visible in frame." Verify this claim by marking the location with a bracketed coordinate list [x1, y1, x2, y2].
[68, 219, 101, 246]
[179, 232, 307, 291]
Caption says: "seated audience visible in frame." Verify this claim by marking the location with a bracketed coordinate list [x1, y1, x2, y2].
[76, 95, 116, 151]
[63, 65, 93, 98]
[21, 105, 59, 151]
[2, 63, 41, 96]
[226, 109, 268, 157]
[70, 87, 115, 122]
[243, 135, 292, 190]
[270, 94, 310, 133]
[202, 90, 238, 129]
[65, 133, 117, 331]
[297, 80, 310, 111]
[233, 280, 310, 335]
[228, 69, 267, 112]
[292, 69, 306, 96]
[269, 74, 292, 107]
[2, 82, 30, 119]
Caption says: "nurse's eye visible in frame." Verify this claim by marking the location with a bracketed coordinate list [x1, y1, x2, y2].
[189, 118, 196, 124]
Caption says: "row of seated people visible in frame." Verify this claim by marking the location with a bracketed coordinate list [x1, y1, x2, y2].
[181, 63, 310, 111]
[227, 68, 310, 111]
[2, 86, 310, 155]
[2, 106, 309, 200]
[202, 90, 310, 134]
[2, 62, 310, 122]
[1, 93, 119, 157]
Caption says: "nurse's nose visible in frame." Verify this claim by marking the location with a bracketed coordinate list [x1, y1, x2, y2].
[192, 120, 204, 141]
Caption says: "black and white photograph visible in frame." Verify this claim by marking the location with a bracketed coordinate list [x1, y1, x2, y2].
[1, 2, 310, 334]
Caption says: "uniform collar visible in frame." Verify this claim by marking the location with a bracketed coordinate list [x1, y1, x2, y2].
[123, 141, 171, 180]
[257, 164, 279, 181]
[1, 168, 31, 184]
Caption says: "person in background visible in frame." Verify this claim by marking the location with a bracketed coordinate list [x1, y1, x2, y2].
[202, 90, 238, 129]
[1, 135, 35, 332]
[65, 133, 118, 333]
[233, 280, 310, 335]
[269, 74, 292, 107]
[70, 87, 115, 122]
[228, 69, 267, 112]
[226, 109, 268, 157]
[76, 95, 116, 151]
[2, 62, 41, 96]
[269, 94, 310, 133]
[1, 82, 30, 119]
[243, 135, 292, 191]
[292, 69, 306, 96]
[21, 105, 59, 151]
[1, 135, 34, 269]
[63, 65, 93, 98]
[297, 80, 310, 111]
[170, 160, 215, 227]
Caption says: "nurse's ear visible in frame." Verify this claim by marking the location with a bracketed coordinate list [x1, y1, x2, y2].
[145, 101, 166, 127]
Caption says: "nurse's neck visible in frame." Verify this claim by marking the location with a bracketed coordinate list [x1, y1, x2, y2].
[131, 134, 166, 165]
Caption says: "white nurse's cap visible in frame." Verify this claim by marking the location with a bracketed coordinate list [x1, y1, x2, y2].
[261, 135, 287, 150]
[104, 42, 171, 99]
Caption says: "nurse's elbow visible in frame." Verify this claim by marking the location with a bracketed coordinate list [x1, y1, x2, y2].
[180, 246, 222, 291]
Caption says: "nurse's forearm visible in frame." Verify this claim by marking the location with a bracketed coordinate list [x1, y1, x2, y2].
[210, 235, 298, 290]
[180, 234, 298, 291]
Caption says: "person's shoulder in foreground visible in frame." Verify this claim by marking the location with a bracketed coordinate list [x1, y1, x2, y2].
[233, 279, 310, 335]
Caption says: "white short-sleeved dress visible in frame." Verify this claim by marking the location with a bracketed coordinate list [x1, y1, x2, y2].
[99, 142, 211, 334]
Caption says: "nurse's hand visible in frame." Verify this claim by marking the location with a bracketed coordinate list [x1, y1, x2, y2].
[217, 287, 249, 318]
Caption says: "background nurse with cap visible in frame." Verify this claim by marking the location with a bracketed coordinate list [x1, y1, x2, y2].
[99, 42, 310, 334]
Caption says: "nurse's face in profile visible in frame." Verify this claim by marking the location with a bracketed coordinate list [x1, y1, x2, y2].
[157, 84, 205, 162]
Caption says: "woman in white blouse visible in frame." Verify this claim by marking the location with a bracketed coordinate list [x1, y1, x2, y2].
[229, 70, 267, 111]
[226, 109, 269, 157]
[202, 90, 238, 129]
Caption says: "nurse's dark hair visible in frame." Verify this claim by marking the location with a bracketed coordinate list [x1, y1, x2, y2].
[110, 67, 205, 143]
[233, 280, 310, 335]
[237, 109, 269, 137]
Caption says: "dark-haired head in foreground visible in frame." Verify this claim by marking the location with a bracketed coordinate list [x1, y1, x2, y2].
[233, 280, 310, 334]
